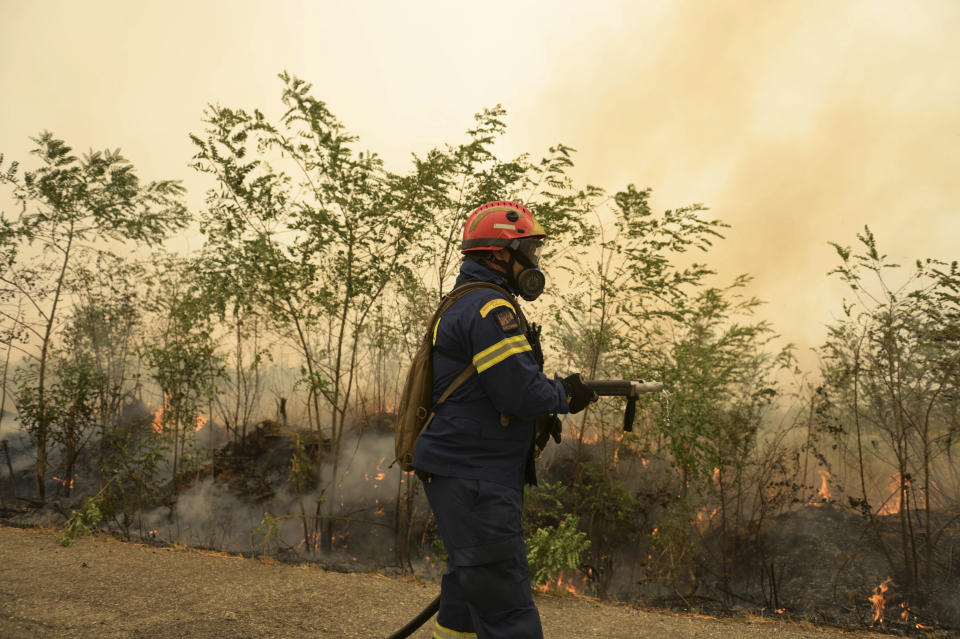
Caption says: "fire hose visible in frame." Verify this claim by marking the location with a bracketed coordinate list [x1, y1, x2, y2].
[385, 595, 441, 639]
[583, 379, 664, 431]
[384, 378, 663, 639]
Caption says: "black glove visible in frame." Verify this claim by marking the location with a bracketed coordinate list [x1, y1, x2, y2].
[536, 414, 563, 451]
[562, 373, 598, 414]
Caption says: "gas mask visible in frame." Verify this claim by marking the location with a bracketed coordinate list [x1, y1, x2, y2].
[508, 237, 545, 301]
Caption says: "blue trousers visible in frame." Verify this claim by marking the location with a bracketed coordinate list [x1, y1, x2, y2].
[423, 475, 543, 639]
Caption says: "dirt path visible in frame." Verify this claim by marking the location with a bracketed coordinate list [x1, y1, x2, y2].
[0, 525, 887, 638]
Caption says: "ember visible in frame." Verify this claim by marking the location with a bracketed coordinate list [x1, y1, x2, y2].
[898, 601, 935, 631]
[52, 475, 75, 491]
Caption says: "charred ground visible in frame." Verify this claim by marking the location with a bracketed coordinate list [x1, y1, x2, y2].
[2, 420, 957, 636]
[0, 525, 895, 639]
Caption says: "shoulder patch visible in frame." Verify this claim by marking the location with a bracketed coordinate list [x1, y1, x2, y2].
[479, 298, 514, 318]
[493, 307, 520, 333]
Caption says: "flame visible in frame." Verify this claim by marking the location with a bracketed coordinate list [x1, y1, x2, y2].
[877, 474, 906, 516]
[807, 469, 832, 506]
[868, 577, 892, 627]
[151, 399, 208, 434]
[819, 470, 831, 501]
[696, 506, 719, 523]
[535, 571, 586, 595]
[569, 424, 600, 444]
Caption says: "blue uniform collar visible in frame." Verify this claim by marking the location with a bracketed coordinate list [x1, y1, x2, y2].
[456, 259, 517, 294]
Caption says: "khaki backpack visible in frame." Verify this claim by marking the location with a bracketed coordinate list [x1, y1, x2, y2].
[393, 281, 526, 472]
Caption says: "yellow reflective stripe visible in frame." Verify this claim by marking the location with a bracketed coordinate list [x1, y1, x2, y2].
[472, 334, 532, 373]
[434, 621, 478, 638]
[433, 316, 442, 345]
[479, 298, 513, 318]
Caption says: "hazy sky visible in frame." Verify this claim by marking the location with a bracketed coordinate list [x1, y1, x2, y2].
[2, 0, 958, 372]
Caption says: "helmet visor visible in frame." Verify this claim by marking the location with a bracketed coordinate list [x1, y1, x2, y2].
[516, 237, 544, 267]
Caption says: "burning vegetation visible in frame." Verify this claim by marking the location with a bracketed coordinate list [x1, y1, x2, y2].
[1, 82, 958, 635]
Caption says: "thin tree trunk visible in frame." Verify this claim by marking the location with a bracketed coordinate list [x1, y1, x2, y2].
[323, 239, 354, 553]
[36, 225, 75, 500]
[0, 314, 15, 506]
[2, 441, 17, 501]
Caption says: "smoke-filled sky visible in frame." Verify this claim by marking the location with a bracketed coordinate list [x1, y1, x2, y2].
[2, 0, 958, 372]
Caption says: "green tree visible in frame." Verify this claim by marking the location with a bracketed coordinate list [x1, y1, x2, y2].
[551, 186, 726, 469]
[66, 255, 148, 485]
[819, 227, 960, 592]
[191, 72, 448, 550]
[644, 279, 792, 596]
[12, 254, 148, 504]
[193, 251, 269, 447]
[546, 186, 794, 597]
[142, 256, 223, 488]
[0, 134, 186, 499]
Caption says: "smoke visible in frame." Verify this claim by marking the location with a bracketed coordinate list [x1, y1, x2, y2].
[142, 479, 264, 551]
[0, 410, 34, 475]
[134, 428, 413, 561]
[332, 431, 396, 505]
[523, 0, 960, 368]
[0, 410, 16, 437]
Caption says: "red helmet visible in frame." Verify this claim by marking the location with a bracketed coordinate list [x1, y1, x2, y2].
[461, 200, 545, 254]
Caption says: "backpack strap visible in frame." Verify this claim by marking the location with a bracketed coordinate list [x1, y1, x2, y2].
[419, 359, 475, 437]
[436, 362, 476, 405]
[422, 281, 527, 430]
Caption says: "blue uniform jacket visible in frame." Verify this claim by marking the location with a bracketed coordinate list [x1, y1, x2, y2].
[412, 260, 569, 488]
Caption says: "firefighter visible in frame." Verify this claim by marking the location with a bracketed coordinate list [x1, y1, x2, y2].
[413, 200, 596, 639]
